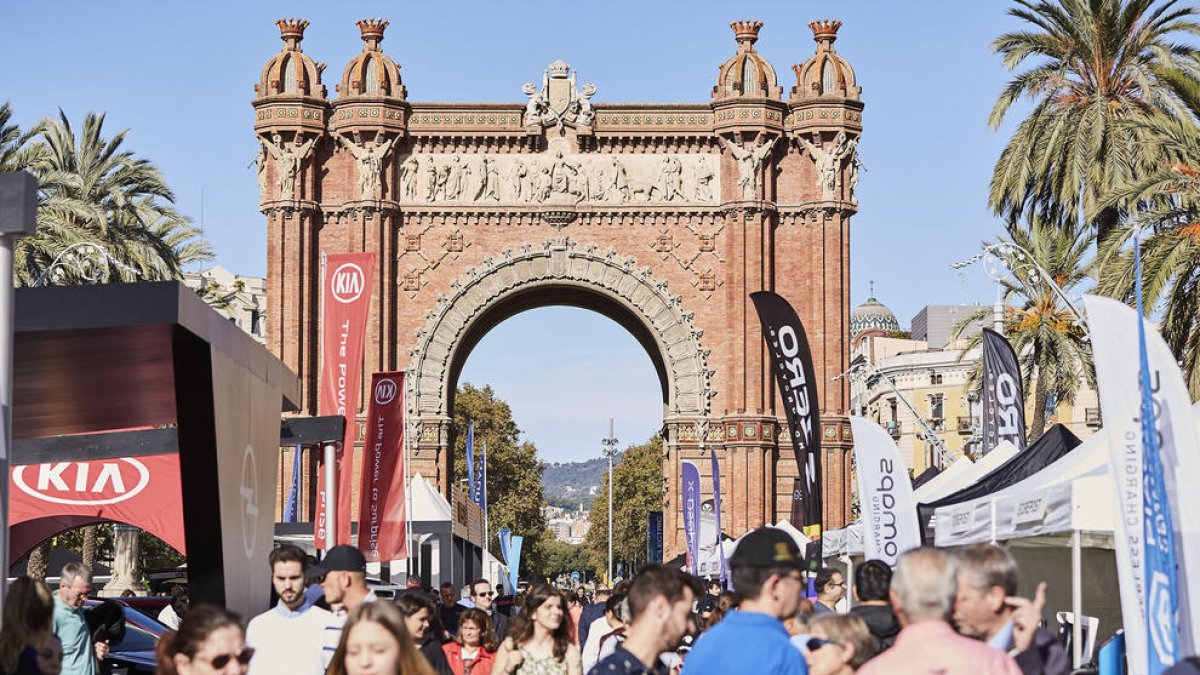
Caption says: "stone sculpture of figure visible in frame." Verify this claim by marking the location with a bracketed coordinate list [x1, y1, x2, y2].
[591, 167, 607, 201]
[657, 156, 684, 201]
[475, 156, 500, 201]
[434, 163, 451, 200]
[533, 166, 553, 202]
[845, 137, 861, 205]
[509, 160, 529, 201]
[694, 164, 715, 202]
[446, 156, 466, 200]
[800, 131, 852, 202]
[718, 134, 778, 201]
[264, 132, 316, 200]
[522, 83, 545, 126]
[609, 157, 630, 202]
[578, 83, 597, 127]
[337, 131, 396, 201]
[549, 150, 580, 196]
[424, 160, 438, 200]
[399, 156, 420, 201]
[254, 141, 269, 199]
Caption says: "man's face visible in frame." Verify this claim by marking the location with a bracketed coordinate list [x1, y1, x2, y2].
[321, 570, 346, 606]
[662, 589, 697, 650]
[272, 561, 307, 610]
[471, 582, 494, 611]
[824, 573, 846, 603]
[953, 571, 1004, 639]
[58, 576, 91, 609]
[440, 586, 455, 606]
[772, 569, 805, 620]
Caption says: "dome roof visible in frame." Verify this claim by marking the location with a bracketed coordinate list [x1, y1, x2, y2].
[336, 19, 406, 100]
[791, 20, 860, 101]
[851, 296, 899, 338]
[712, 21, 783, 101]
[256, 19, 327, 100]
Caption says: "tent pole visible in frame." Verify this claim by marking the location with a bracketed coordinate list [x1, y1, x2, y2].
[846, 555, 855, 610]
[323, 441, 337, 551]
[1072, 529, 1083, 669]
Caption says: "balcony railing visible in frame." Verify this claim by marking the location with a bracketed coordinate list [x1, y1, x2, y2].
[956, 416, 973, 434]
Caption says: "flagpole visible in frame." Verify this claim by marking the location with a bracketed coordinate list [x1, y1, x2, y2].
[404, 373, 414, 584]
[483, 440, 490, 569]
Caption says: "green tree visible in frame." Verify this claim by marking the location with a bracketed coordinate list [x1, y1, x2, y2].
[533, 533, 595, 580]
[989, 0, 1200, 241]
[452, 383, 548, 570]
[0, 102, 36, 172]
[955, 220, 1095, 439]
[585, 436, 664, 577]
[1096, 67, 1200, 397]
[16, 109, 211, 286]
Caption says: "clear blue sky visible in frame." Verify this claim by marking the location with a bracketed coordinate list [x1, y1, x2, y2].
[2, 1, 1029, 462]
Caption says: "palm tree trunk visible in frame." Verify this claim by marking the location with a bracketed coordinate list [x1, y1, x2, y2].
[1029, 358, 1050, 442]
[81, 525, 97, 568]
[27, 541, 49, 582]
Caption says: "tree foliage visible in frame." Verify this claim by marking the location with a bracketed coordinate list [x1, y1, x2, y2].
[584, 436, 664, 578]
[452, 383, 548, 571]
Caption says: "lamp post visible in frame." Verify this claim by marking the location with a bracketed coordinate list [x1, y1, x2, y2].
[33, 241, 139, 287]
[601, 419, 619, 583]
[951, 240, 1083, 323]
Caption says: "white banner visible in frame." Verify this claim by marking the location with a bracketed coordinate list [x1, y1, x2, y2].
[850, 417, 921, 566]
[1085, 295, 1200, 669]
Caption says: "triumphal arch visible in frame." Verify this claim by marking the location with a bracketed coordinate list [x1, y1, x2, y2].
[253, 17, 864, 553]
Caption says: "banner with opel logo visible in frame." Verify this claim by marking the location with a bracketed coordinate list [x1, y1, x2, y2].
[9, 453, 186, 558]
[357, 371, 408, 562]
[316, 251, 377, 549]
[981, 328, 1026, 453]
[750, 291, 823, 559]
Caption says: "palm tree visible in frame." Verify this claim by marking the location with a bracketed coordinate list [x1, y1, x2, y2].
[1, 102, 36, 172]
[955, 220, 1095, 440]
[1095, 67, 1200, 397]
[989, 0, 1200, 242]
[17, 109, 211, 286]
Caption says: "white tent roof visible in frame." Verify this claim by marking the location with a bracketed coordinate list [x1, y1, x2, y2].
[934, 404, 1200, 547]
[409, 472, 452, 522]
[912, 456, 974, 504]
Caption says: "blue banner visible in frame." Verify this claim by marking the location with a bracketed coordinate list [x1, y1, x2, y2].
[283, 444, 301, 523]
[1135, 238, 1179, 675]
[466, 420, 477, 504]
[647, 511, 663, 564]
[481, 441, 489, 526]
[508, 535, 523, 597]
[498, 527, 512, 566]
[710, 449, 727, 587]
[682, 461, 701, 576]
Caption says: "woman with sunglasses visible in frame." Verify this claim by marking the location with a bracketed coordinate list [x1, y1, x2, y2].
[155, 605, 253, 675]
[327, 602, 435, 675]
[803, 614, 874, 675]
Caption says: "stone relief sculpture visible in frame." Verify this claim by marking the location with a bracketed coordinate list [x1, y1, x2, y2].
[846, 138, 861, 206]
[657, 156, 684, 202]
[263, 132, 316, 200]
[254, 142, 269, 199]
[475, 156, 500, 201]
[508, 160, 529, 201]
[694, 164, 715, 202]
[610, 157, 630, 203]
[718, 135, 778, 200]
[521, 83, 545, 126]
[577, 83, 596, 127]
[399, 156, 420, 201]
[337, 131, 395, 201]
[800, 131, 852, 202]
[522, 61, 595, 130]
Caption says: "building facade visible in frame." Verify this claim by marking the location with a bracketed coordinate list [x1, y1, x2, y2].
[254, 18, 864, 553]
[183, 265, 267, 342]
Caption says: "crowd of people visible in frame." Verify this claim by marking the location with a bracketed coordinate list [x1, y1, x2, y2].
[0, 529, 1123, 675]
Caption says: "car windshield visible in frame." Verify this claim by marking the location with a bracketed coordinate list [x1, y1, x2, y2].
[112, 624, 158, 653]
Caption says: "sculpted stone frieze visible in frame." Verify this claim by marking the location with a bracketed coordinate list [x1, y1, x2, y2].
[394, 151, 720, 207]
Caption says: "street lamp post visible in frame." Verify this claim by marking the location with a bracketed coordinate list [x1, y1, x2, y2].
[601, 419, 619, 584]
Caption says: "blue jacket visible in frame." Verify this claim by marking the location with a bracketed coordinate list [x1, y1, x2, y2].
[682, 610, 807, 675]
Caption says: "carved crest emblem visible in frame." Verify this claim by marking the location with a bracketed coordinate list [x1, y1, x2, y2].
[522, 60, 596, 130]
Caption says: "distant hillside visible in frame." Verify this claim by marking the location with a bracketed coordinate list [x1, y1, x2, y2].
[541, 454, 619, 509]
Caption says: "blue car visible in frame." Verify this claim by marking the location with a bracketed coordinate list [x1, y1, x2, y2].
[83, 600, 165, 675]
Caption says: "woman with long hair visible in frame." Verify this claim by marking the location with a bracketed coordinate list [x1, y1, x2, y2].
[155, 604, 252, 675]
[396, 593, 451, 675]
[491, 585, 581, 675]
[803, 614, 874, 675]
[442, 608, 496, 675]
[327, 602, 435, 675]
[0, 576, 55, 675]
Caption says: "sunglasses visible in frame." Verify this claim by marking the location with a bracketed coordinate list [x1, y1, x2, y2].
[805, 638, 840, 651]
[474, 590, 494, 597]
[205, 648, 255, 669]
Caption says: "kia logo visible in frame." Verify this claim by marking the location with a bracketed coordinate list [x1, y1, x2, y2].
[374, 378, 398, 405]
[13, 459, 150, 506]
[330, 263, 366, 303]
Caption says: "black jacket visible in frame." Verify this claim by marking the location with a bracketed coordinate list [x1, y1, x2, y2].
[849, 604, 901, 652]
[489, 609, 510, 640]
[420, 635, 453, 675]
[1013, 626, 1069, 675]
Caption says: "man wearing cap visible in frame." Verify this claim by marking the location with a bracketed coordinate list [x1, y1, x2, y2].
[314, 545, 379, 669]
[682, 527, 809, 675]
[246, 544, 332, 675]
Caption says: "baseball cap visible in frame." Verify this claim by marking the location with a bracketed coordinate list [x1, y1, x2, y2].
[310, 545, 367, 576]
[728, 527, 804, 569]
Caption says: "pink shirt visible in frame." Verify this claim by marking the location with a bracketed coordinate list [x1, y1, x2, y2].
[857, 620, 1022, 675]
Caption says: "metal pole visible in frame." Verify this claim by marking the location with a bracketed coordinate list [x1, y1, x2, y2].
[993, 280, 1005, 334]
[1072, 529, 1083, 669]
[0, 234, 14, 614]
[322, 441, 337, 550]
[601, 418, 618, 584]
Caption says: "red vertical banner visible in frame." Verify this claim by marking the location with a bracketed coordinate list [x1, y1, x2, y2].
[315, 252, 376, 549]
[357, 372, 408, 562]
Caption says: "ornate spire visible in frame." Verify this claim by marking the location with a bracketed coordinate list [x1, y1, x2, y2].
[356, 18, 388, 50]
[276, 18, 309, 50]
[731, 20, 763, 51]
[808, 19, 842, 44]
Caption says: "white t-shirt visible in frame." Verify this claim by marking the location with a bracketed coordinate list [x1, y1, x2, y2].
[246, 602, 332, 675]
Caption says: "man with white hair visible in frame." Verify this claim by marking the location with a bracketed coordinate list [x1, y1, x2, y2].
[857, 547, 1021, 675]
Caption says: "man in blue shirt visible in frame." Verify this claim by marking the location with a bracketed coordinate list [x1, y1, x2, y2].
[54, 562, 107, 675]
[682, 527, 809, 675]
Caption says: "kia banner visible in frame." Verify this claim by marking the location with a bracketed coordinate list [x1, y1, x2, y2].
[849, 417, 920, 566]
[316, 252, 376, 549]
[682, 460, 701, 575]
[981, 328, 1026, 453]
[750, 291, 823, 549]
[357, 372, 408, 563]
